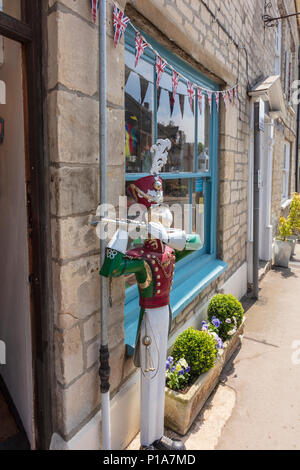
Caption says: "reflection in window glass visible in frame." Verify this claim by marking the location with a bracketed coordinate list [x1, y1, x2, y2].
[197, 97, 210, 172]
[157, 70, 195, 173]
[125, 49, 154, 173]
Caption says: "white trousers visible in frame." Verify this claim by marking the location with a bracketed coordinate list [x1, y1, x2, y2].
[140, 305, 170, 447]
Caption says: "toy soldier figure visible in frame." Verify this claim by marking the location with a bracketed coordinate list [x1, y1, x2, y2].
[99, 139, 201, 450]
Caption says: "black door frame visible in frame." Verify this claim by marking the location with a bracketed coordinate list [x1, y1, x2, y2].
[0, 2, 53, 449]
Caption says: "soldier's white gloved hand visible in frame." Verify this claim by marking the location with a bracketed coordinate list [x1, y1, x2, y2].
[148, 221, 168, 243]
[107, 229, 129, 254]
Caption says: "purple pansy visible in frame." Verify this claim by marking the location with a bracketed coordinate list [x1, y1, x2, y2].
[211, 316, 222, 328]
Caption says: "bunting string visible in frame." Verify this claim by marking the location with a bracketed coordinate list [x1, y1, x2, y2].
[109, 2, 239, 112]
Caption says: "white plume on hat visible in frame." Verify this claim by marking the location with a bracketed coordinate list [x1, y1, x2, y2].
[150, 139, 171, 175]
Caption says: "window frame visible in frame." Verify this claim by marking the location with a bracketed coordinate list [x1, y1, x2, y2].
[124, 25, 227, 354]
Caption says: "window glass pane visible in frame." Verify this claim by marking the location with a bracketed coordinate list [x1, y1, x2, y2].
[197, 97, 210, 172]
[0, 0, 22, 20]
[193, 178, 205, 246]
[125, 49, 154, 173]
[157, 70, 195, 173]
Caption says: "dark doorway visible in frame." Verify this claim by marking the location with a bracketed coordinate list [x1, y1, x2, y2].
[0, 0, 52, 450]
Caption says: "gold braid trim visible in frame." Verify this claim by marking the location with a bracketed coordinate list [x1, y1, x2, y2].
[138, 261, 153, 290]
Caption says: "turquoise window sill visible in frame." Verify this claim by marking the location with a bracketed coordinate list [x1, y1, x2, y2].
[125, 254, 228, 356]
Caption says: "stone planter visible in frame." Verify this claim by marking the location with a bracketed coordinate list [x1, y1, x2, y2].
[274, 239, 292, 268]
[164, 321, 245, 436]
[287, 236, 298, 257]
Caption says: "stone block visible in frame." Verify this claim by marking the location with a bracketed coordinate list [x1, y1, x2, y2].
[55, 325, 84, 385]
[52, 214, 99, 260]
[48, 11, 98, 96]
[84, 313, 101, 343]
[57, 366, 100, 437]
[50, 166, 99, 217]
[86, 338, 100, 369]
[107, 107, 125, 167]
[48, 0, 97, 23]
[58, 255, 101, 320]
[109, 343, 126, 393]
[48, 90, 99, 165]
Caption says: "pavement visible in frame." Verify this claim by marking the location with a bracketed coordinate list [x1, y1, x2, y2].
[128, 244, 300, 450]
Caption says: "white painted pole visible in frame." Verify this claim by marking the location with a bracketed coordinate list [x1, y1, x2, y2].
[99, 0, 111, 450]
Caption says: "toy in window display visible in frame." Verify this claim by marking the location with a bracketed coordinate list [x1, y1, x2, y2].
[97, 139, 202, 450]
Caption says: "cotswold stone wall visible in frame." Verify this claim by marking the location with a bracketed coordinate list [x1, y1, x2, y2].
[46, 0, 298, 441]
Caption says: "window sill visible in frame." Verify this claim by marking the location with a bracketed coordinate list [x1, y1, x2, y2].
[124, 255, 228, 356]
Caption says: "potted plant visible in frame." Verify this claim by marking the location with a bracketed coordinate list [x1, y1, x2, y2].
[274, 217, 293, 267]
[164, 295, 244, 435]
[287, 193, 300, 256]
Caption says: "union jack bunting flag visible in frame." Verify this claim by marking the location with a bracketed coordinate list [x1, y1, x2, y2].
[91, 0, 99, 23]
[207, 91, 212, 114]
[113, 4, 130, 47]
[234, 86, 239, 101]
[172, 70, 180, 102]
[197, 88, 203, 115]
[216, 92, 220, 112]
[228, 89, 234, 103]
[135, 33, 147, 68]
[187, 81, 195, 112]
[155, 56, 166, 89]
[222, 90, 228, 110]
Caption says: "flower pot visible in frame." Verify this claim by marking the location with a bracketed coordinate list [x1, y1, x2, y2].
[164, 320, 245, 436]
[274, 239, 292, 268]
[287, 236, 297, 256]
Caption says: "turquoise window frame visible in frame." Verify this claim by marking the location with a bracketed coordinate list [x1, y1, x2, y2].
[124, 25, 228, 355]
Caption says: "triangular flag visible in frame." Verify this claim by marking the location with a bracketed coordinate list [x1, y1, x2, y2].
[169, 91, 175, 116]
[125, 67, 131, 87]
[140, 75, 148, 104]
[234, 86, 239, 101]
[113, 4, 130, 47]
[91, 0, 99, 23]
[222, 90, 228, 110]
[155, 56, 166, 89]
[179, 94, 185, 119]
[135, 33, 147, 68]
[215, 93, 220, 112]
[197, 88, 203, 115]
[207, 91, 212, 114]
[187, 81, 195, 113]
[228, 89, 233, 104]
[157, 86, 162, 111]
[172, 70, 180, 102]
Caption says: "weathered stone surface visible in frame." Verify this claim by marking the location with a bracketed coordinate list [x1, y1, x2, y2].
[48, 11, 97, 95]
[51, 214, 98, 260]
[86, 338, 100, 369]
[55, 325, 84, 385]
[58, 255, 100, 320]
[107, 165, 125, 206]
[83, 313, 101, 343]
[57, 366, 100, 437]
[50, 166, 99, 217]
[109, 343, 126, 393]
[48, 0, 97, 23]
[107, 40, 125, 108]
[107, 107, 125, 167]
[48, 90, 99, 165]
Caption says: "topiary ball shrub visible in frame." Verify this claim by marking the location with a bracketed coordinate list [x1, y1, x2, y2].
[171, 327, 217, 378]
[207, 294, 244, 341]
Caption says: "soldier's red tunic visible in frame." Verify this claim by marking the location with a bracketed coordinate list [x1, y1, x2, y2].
[127, 239, 175, 309]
